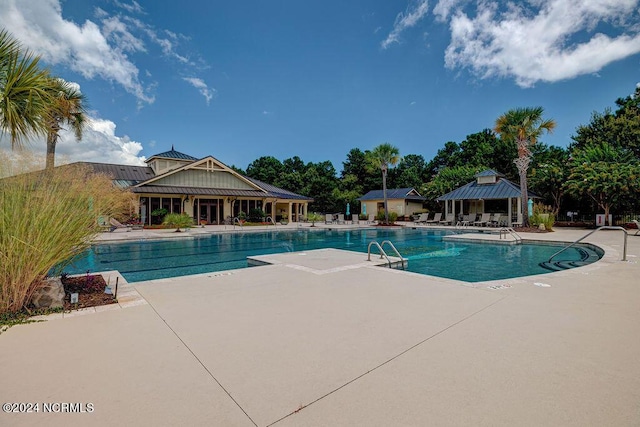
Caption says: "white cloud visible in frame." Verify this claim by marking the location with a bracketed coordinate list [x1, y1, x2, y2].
[442, 0, 640, 87]
[0, 115, 146, 167]
[381, 0, 430, 49]
[0, 0, 154, 104]
[433, 0, 466, 22]
[0, 0, 209, 105]
[183, 77, 216, 105]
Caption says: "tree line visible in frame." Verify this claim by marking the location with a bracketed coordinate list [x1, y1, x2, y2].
[238, 87, 640, 224]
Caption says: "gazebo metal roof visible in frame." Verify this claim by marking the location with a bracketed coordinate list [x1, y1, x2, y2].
[436, 177, 538, 201]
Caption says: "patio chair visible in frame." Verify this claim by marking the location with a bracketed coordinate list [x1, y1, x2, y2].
[457, 214, 473, 227]
[352, 214, 359, 224]
[473, 213, 491, 227]
[425, 212, 442, 225]
[439, 213, 454, 225]
[414, 213, 429, 224]
[325, 214, 334, 224]
[632, 219, 640, 236]
[368, 214, 377, 224]
[337, 214, 345, 224]
[109, 218, 132, 232]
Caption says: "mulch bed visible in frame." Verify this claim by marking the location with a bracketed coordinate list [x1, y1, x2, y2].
[512, 226, 549, 233]
[61, 274, 117, 310]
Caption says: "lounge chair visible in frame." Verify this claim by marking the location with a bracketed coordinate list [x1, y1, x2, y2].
[439, 213, 454, 225]
[414, 213, 429, 224]
[352, 214, 359, 224]
[632, 219, 640, 236]
[425, 212, 442, 225]
[368, 214, 377, 224]
[474, 213, 491, 227]
[325, 214, 334, 224]
[337, 214, 345, 224]
[457, 214, 473, 227]
[109, 218, 132, 232]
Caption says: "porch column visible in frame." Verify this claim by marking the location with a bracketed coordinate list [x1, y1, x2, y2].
[288, 202, 293, 222]
[303, 203, 308, 217]
[452, 199, 456, 220]
[508, 197, 513, 226]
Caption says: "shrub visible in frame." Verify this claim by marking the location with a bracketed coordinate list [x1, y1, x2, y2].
[248, 208, 265, 222]
[307, 212, 323, 226]
[530, 202, 555, 231]
[0, 158, 132, 314]
[162, 213, 193, 232]
[151, 208, 168, 218]
[376, 211, 398, 224]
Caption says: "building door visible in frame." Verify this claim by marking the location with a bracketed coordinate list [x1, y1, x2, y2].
[197, 199, 223, 224]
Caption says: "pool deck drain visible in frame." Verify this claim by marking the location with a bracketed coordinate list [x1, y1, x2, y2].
[248, 248, 406, 274]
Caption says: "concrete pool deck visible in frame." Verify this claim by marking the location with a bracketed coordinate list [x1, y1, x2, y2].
[1, 226, 639, 426]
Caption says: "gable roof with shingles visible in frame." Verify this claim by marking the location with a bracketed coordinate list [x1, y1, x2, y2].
[436, 176, 538, 201]
[357, 188, 426, 201]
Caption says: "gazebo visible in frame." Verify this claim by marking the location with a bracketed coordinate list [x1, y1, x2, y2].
[436, 170, 537, 227]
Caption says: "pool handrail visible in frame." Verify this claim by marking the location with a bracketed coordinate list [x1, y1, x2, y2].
[547, 226, 627, 263]
[500, 227, 522, 243]
[367, 240, 407, 269]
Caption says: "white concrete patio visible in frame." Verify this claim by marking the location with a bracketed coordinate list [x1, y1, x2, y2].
[1, 227, 639, 426]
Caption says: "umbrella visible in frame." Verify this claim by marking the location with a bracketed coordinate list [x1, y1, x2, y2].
[362, 204, 366, 215]
[346, 203, 350, 216]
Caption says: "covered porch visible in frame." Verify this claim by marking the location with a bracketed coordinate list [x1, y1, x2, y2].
[436, 170, 535, 227]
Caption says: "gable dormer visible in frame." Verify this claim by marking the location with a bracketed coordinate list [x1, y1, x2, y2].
[475, 169, 503, 185]
[145, 146, 198, 175]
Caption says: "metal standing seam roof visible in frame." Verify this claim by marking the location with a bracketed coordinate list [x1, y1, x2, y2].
[357, 188, 426, 201]
[146, 148, 198, 161]
[77, 162, 154, 182]
[77, 162, 311, 201]
[130, 186, 271, 198]
[475, 169, 504, 178]
[244, 176, 313, 200]
[436, 178, 539, 201]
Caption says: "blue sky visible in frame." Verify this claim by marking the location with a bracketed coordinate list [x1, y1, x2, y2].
[1, 0, 640, 172]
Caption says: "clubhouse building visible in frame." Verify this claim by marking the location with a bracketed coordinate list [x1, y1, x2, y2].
[78, 147, 312, 225]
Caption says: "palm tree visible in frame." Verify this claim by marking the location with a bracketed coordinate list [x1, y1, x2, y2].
[0, 29, 52, 148]
[45, 78, 87, 170]
[367, 143, 400, 224]
[495, 107, 555, 228]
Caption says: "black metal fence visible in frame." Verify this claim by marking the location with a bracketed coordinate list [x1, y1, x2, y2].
[555, 212, 640, 227]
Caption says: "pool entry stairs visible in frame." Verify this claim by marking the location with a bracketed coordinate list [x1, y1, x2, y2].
[539, 226, 628, 272]
[538, 246, 602, 272]
[367, 240, 408, 270]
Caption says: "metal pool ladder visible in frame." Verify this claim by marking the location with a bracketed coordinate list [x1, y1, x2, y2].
[367, 240, 407, 270]
[500, 227, 522, 243]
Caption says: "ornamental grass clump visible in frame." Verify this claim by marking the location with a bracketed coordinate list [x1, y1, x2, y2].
[0, 158, 132, 314]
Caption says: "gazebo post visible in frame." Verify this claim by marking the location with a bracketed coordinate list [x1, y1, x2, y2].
[508, 197, 513, 226]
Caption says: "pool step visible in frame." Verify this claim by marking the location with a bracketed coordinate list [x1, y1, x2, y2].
[538, 246, 601, 272]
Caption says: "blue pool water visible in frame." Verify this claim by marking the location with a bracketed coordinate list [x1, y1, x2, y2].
[63, 228, 602, 283]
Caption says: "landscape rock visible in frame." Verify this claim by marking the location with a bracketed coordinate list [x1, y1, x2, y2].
[30, 277, 65, 309]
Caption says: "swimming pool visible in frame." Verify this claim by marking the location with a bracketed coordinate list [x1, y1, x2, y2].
[64, 228, 602, 283]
